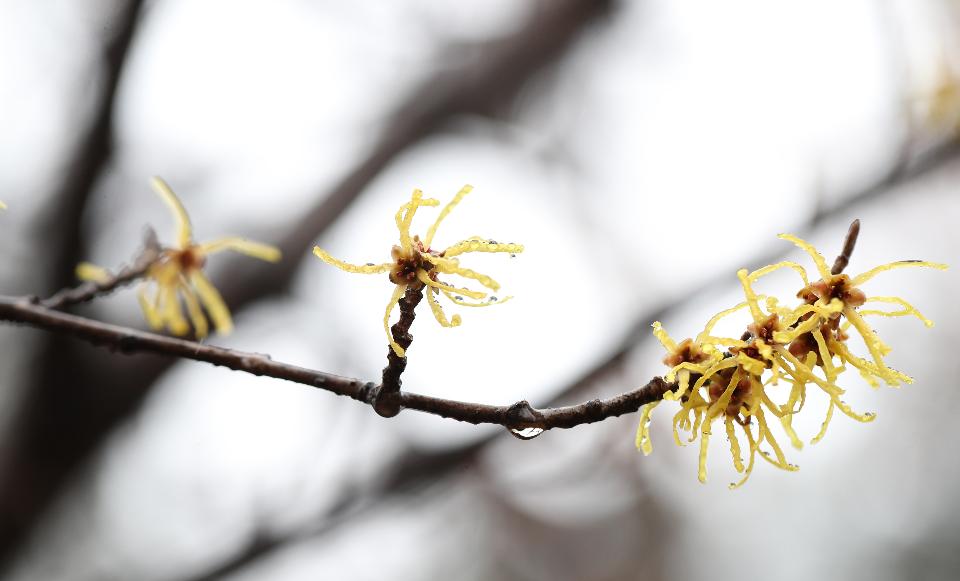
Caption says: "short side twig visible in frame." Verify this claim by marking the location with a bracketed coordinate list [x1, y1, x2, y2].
[39, 230, 160, 310]
[375, 284, 425, 417]
[831, 219, 861, 275]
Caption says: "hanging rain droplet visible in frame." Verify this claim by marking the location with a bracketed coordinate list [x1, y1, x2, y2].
[508, 426, 544, 440]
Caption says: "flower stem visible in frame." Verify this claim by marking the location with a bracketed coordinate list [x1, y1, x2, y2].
[374, 283, 425, 417]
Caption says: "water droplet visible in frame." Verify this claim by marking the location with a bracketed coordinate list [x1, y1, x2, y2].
[509, 426, 544, 440]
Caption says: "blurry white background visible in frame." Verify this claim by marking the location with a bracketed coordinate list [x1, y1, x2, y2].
[0, 0, 958, 580]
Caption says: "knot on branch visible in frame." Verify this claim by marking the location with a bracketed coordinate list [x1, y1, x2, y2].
[505, 400, 545, 439]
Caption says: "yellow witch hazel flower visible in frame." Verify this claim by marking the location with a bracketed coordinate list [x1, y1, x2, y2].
[314, 185, 523, 357]
[77, 177, 281, 338]
[775, 233, 946, 388]
[920, 55, 960, 133]
[637, 307, 801, 489]
[637, 225, 946, 488]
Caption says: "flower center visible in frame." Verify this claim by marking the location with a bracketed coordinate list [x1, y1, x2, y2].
[388, 237, 441, 286]
[172, 246, 206, 271]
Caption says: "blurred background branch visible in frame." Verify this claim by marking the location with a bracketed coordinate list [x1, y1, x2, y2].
[0, 0, 613, 566]
[0, 0, 145, 561]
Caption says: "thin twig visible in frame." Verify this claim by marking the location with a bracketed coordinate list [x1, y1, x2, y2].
[375, 284, 425, 417]
[0, 296, 674, 431]
[40, 229, 160, 310]
[831, 219, 861, 275]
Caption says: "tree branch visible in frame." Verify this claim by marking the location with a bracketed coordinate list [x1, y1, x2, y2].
[0, 296, 674, 431]
[39, 229, 160, 310]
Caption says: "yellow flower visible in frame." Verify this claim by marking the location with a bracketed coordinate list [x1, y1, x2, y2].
[775, 233, 946, 388]
[768, 233, 946, 440]
[639, 311, 799, 488]
[78, 177, 281, 338]
[923, 56, 960, 132]
[638, 228, 946, 488]
[313, 185, 523, 357]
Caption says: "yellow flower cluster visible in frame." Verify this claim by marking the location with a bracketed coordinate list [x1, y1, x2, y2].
[78, 177, 281, 338]
[637, 230, 946, 488]
[314, 185, 523, 357]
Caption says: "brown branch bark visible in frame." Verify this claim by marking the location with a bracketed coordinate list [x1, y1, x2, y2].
[831, 219, 861, 275]
[375, 284, 425, 417]
[0, 296, 674, 429]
